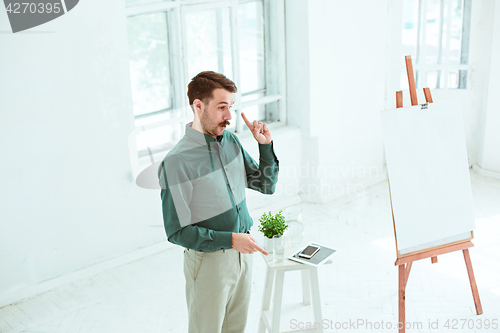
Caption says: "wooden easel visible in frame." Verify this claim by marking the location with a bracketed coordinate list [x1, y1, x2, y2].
[391, 56, 483, 333]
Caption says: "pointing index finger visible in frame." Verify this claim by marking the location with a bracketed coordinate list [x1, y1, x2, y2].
[241, 112, 254, 130]
[253, 243, 268, 256]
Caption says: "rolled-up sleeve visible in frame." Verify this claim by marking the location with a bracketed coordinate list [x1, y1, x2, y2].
[240, 140, 279, 194]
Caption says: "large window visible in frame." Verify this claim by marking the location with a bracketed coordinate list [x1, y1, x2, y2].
[401, 0, 471, 90]
[126, 0, 286, 157]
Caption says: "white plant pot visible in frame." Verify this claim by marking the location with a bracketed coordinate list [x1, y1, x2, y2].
[263, 235, 284, 253]
[264, 237, 274, 253]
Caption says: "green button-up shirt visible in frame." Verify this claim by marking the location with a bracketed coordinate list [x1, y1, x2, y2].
[158, 122, 279, 252]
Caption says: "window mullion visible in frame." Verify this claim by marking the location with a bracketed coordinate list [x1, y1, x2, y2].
[276, 0, 286, 124]
[436, 0, 445, 88]
[264, 0, 273, 106]
[240, 94, 281, 110]
[126, 1, 178, 17]
[264, 0, 282, 121]
[164, 11, 175, 110]
[230, 0, 243, 133]
[180, 6, 191, 104]
[216, 8, 225, 73]
[182, 1, 232, 12]
[443, 0, 453, 89]
[416, 0, 424, 65]
[459, 0, 472, 89]
[170, 7, 187, 108]
[419, 0, 428, 88]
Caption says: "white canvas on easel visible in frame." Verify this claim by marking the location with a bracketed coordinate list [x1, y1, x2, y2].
[380, 99, 475, 256]
[382, 56, 482, 333]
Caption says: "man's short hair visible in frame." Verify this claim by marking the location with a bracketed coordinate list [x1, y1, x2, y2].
[187, 71, 237, 108]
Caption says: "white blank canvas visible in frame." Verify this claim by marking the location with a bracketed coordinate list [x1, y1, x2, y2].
[380, 100, 475, 252]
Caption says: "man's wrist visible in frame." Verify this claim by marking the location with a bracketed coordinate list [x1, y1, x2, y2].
[214, 231, 233, 250]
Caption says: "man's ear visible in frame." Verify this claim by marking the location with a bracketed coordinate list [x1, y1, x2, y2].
[193, 99, 204, 116]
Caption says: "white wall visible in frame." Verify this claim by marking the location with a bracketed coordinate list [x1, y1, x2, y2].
[309, 0, 389, 201]
[460, 0, 497, 169]
[0, 0, 302, 305]
[286, 0, 390, 203]
[286, 0, 500, 204]
[285, 0, 322, 202]
[0, 0, 165, 304]
[478, 0, 500, 173]
[2, 0, 499, 307]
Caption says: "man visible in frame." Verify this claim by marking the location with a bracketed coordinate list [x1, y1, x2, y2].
[158, 71, 279, 333]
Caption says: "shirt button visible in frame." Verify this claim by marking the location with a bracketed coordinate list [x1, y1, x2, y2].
[239, 207, 242, 211]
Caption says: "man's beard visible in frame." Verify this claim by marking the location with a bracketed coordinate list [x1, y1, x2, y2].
[200, 112, 230, 137]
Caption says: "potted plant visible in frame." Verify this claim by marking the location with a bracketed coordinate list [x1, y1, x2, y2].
[258, 210, 289, 252]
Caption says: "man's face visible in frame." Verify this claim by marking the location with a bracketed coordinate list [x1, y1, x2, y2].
[199, 88, 234, 138]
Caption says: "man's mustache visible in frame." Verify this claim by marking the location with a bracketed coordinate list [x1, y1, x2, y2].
[220, 120, 230, 126]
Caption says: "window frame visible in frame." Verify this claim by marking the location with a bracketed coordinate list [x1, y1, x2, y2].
[402, 0, 472, 90]
[126, 0, 286, 158]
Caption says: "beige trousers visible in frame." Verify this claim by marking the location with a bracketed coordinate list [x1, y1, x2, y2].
[184, 248, 253, 333]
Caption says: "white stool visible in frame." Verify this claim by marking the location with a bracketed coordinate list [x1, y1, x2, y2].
[258, 250, 331, 333]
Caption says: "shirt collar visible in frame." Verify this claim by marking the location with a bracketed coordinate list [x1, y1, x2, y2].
[185, 122, 224, 146]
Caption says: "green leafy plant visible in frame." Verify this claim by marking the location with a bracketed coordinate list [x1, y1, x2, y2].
[258, 210, 289, 239]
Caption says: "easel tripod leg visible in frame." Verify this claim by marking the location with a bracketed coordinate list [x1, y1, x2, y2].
[463, 249, 483, 315]
[398, 264, 406, 333]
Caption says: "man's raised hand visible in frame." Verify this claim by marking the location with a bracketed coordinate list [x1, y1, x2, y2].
[241, 112, 272, 145]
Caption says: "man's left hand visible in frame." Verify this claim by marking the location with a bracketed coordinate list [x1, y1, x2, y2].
[241, 112, 272, 145]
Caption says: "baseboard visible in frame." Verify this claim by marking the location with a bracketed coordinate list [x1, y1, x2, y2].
[0, 241, 175, 309]
[472, 163, 500, 180]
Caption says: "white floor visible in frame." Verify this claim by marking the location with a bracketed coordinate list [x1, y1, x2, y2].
[1, 171, 499, 333]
